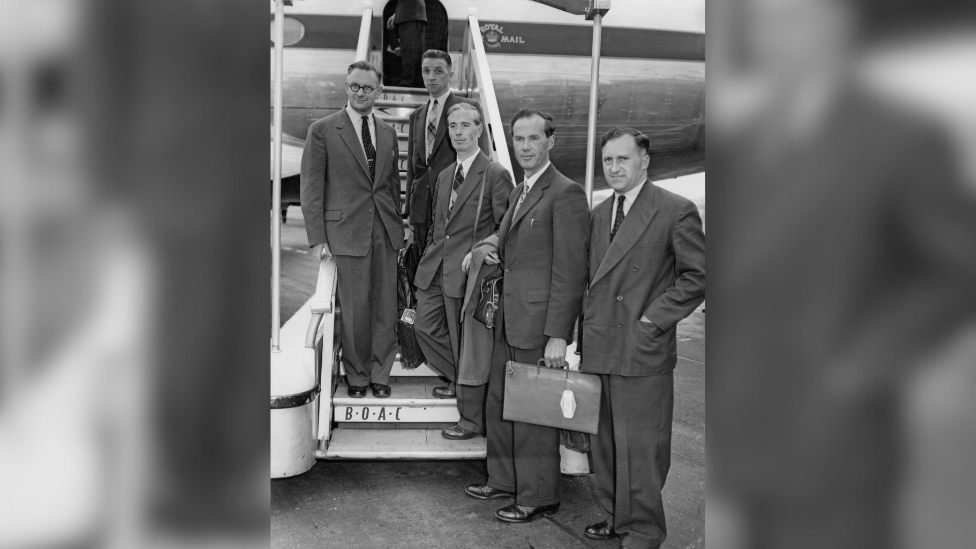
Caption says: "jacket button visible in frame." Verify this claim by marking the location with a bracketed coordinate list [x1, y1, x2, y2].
[505, 269, 510, 273]
[616, 296, 623, 301]
[632, 267, 639, 272]
[368, 208, 373, 213]
[445, 235, 450, 240]
[617, 323, 623, 328]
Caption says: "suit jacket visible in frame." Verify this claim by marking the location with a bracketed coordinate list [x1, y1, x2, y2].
[300, 109, 405, 256]
[492, 164, 590, 350]
[405, 93, 491, 226]
[581, 182, 706, 376]
[414, 151, 513, 298]
[394, 0, 427, 24]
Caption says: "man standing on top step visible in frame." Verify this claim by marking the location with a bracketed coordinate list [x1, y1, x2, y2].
[300, 61, 404, 399]
[405, 50, 490, 275]
[387, 0, 426, 87]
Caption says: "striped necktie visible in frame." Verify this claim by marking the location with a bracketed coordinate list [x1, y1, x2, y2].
[426, 99, 440, 160]
[513, 182, 529, 215]
[610, 195, 626, 241]
[449, 163, 464, 214]
[361, 115, 375, 181]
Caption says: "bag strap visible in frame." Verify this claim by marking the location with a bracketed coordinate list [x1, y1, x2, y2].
[470, 160, 493, 252]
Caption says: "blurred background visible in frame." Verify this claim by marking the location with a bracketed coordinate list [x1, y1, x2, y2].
[709, 0, 976, 548]
[2, 0, 976, 548]
[0, 1, 268, 547]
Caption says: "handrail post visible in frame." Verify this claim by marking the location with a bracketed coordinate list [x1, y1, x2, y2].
[466, 16, 514, 176]
[583, 12, 603, 208]
[271, 0, 285, 350]
[355, 8, 374, 61]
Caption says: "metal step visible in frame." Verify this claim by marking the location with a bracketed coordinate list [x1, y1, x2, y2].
[320, 428, 486, 459]
[333, 378, 459, 423]
[374, 99, 425, 109]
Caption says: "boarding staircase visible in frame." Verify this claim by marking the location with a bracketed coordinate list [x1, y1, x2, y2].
[308, 9, 514, 460]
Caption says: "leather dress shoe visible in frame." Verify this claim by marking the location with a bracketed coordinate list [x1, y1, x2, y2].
[432, 385, 456, 398]
[464, 484, 515, 500]
[347, 384, 368, 398]
[584, 520, 618, 540]
[442, 424, 479, 440]
[370, 383, 391, 398]
[494, 502, 560, 523]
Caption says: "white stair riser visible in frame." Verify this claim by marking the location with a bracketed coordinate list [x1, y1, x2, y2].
[334, 404, 459, 423]
[339, 361, 440, 377]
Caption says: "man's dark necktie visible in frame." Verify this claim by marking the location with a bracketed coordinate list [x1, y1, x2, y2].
[610, 195, 626, 241]
[361, 115, 376, 181]
[426, 99, 439, 160]
[448, 163, 464, 214]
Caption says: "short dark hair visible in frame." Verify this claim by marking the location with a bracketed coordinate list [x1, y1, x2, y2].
[347, 60, 382, 83]
[600, 127, 651, 156]
[422, 49, 452, 67]
[446, 102, 483, 127]
[510, 109, 555, 137]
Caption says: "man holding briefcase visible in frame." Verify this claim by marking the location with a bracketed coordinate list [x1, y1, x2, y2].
[581, 128, 705, 549]
[462, 109, 590, 524]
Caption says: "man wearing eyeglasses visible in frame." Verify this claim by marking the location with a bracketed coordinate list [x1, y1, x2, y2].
[300, 61, 405, 399]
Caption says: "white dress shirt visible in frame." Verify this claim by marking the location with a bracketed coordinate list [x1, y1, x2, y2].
[611, 178, 647, 228]
[426, 90, 451, 134]
[522, 160, 551, 194]
[345, 104, 376, 154]
[455, 149, 480, 179]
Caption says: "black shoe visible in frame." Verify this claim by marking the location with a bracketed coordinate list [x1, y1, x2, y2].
[494, 503, 560, 523]
[347, 385, 368, 398]
[370, 383, 391, 398]
[442, 424, 479, 440]
[464, 484, 515, 500]
[584, 520, 618, 540]
[432, 385, 456, 398]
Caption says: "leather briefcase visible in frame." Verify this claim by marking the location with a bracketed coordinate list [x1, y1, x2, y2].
[503, 360, 602, 434]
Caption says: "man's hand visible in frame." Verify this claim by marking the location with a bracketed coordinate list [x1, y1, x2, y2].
[386, 15, 395, 30]
[316, 243, 332, 260]
[484, 251, 500, 265]
[461, 252, 473, 274]
[543, 337, 568, 369]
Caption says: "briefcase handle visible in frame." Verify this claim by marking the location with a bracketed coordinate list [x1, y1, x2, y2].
[536, 359, 570, 377]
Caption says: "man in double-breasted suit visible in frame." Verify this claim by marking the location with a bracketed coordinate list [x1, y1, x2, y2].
[413, 102, 512, 440]
[300, 61, 405, 399]
[581, 128, 705, 549]
[405, 50, 490, 249]
[463, 110, 590, 524]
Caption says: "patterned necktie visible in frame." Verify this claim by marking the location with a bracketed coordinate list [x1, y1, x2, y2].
[448, 163, 464, 214]
[610, 195, 626, 241]
[513, 182, 530, 215]
[426, 99, 440, 160]
[361, 115, 376, 181]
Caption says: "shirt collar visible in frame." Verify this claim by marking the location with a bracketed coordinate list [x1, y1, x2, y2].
[523, 161, 551, 191]
[345, 104, 373, 123]
[430, 90, 451, 110]
[456, 149, 480, 176]
[615, 177, 647, 205]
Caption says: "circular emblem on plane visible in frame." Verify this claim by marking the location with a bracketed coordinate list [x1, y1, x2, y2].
[271, 16, 305, 47]
[481, 23, 504, 49]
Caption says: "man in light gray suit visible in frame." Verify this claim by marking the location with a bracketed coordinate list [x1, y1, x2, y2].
[300, 60, 405, 399]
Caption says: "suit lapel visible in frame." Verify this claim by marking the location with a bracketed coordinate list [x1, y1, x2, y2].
[431, 93, 455, 158]
[590, 200, 612, 279]
[510, 164, 552, 229]
[373, 117, 390, 186]
[416, 103, 430, 166]
[337, 109, 371, 179]
[447, 152, 488, 226]
[591, 182, 658, 286]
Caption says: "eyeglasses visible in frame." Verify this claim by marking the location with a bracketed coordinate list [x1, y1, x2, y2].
[346, 83, 377, 94]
